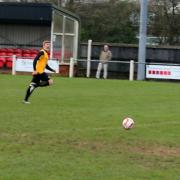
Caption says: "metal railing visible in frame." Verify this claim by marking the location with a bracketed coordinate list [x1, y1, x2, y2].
[69, 58, 180, 80]
[1, 54, 180, 80]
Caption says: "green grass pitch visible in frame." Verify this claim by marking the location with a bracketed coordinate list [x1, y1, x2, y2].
[0, 74, 179, 180]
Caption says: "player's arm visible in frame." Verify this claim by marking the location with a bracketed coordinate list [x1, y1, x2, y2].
[45, 64, 56, 73]
[107, 51, 112, 61]
[33, 51, 44, 74]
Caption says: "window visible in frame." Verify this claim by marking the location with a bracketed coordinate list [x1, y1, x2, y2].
[53, 35, 62, 60]
[52, 10, 79, 62]
[64, 35, 74, 61]
[53, 13, 63, 33]
[65, 18, 74, 34]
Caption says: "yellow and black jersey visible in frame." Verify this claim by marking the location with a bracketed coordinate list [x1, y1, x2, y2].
[33, 49, 54, 74]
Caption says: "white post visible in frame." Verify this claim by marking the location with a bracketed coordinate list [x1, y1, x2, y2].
[62, 16, 66, 63]
[50, 11, 54, 60]
[86, 39, 92, 78]
[129, 60, 134, 81]
[69, 57, 74, 78]
[12, 55, 16, 75]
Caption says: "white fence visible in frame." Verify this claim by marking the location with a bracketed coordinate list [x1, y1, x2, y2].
[69, 58, 180, 81]
[75, 59, 135, 80]
[11, 55, 59, 75]
[1, 54, 180, 81]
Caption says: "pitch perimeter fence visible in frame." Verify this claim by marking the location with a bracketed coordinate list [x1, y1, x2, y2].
[1, 54, 180, 81]
[71, 58, 180, 81]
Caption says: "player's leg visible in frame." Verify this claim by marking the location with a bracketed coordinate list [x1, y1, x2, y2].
[38, 73, 53, 87]
[96, 62, 102, 79]
[24, 75, 39, 103]
[103, 63, 108, 79]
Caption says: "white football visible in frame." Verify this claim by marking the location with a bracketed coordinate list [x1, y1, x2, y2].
[122, 117, 134, 129]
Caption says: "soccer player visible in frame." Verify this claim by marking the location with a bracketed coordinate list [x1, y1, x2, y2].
[23, 40, 56, 104]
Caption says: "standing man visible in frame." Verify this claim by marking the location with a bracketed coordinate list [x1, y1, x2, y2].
[96, 45, 112, 79]
[23, 40, 56, 104]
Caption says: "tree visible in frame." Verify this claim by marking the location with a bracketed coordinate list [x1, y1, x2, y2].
[149, 0, 180, 45]
[67, 0, 137, 43]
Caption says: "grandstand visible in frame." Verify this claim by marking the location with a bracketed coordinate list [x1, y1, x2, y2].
[0, 2, 80, 73]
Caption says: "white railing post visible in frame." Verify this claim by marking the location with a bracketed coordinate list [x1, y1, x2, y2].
[129, 60, 134, 81]
[69, 57, 74, 78]
[86, 39, 92, 78]
[12, 55, 16, 75]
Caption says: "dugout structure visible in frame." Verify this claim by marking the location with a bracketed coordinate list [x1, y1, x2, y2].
[0, 2, 80, 64]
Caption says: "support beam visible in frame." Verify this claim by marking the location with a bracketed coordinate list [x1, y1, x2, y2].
[137, 0, 148, 80]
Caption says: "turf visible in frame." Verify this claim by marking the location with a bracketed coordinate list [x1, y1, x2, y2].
[0, 74, 179, 180]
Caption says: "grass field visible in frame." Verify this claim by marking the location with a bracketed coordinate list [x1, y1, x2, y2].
[0, 74, 180, 180]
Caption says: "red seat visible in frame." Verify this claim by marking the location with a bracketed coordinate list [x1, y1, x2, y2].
[0, 48, 7, 53]
[6, 57, 12, 61]
[6, 61, 12, 68]
[30, 53, 37, 58]
[0, 52, 6, 56]
[23, 49, 31, 54]
[31, 49, 38, 54]
[0, 57, 6, 61]
[6, 57, 13, 68]
[0, 61, 4, 68]
[7, 48, 14, 53]
[14, 53, 22, 57]
[14, 48, 22, 54]
[22, 53, 31, 58]
[7, 52, 14, 56]
[6, 57, 12, 68]
[0, 57, 6, 68]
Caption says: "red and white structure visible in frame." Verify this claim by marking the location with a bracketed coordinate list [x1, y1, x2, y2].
[146, 65, 180, 80]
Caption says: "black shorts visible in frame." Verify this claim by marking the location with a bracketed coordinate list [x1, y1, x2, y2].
[31, 72, 50, 84]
